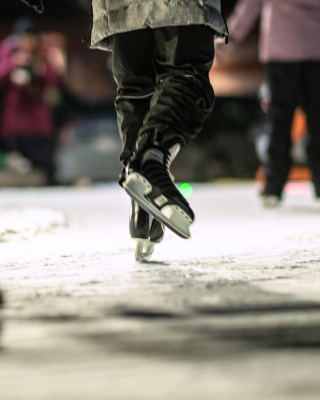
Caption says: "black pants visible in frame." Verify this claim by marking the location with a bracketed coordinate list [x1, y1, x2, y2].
[265, 62, 320, 198]
[2, 136, 55, 185]
[110, 25, 215, 183]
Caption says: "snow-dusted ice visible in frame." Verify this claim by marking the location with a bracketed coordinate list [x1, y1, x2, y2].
[1, 182, 320, 399]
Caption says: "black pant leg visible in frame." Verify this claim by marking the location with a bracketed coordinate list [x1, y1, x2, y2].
[111, 29, 155, 183]
[301, 62, 320, 197]
[265, 63, 300, 198]
[139, 25, 215, 148]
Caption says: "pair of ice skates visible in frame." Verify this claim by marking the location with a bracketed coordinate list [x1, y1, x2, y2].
[124, 134, 195, 262]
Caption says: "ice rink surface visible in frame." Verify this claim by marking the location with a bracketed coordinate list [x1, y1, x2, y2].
[1, 182, 320, 399]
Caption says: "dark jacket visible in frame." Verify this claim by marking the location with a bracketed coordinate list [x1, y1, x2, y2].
[91, 0, 228, 50]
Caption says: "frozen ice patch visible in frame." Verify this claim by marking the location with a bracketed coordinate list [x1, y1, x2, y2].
[254, 279, 320, 301]
[0, 208, 67, 242]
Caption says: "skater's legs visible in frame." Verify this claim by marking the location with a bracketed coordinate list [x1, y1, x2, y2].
[111, 29, 155, 184]
[125, 26, 215, 239]
[111, 29, 165, 258]
[138, 25, 215, 149]
[301, 62, 320, 197]
[265, 63, 300, 198]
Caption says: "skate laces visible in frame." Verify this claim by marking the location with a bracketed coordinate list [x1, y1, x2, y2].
[142, 159, 173, 192]
[141, 149, 188, 205]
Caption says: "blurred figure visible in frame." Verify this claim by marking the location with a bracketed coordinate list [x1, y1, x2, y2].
[226, 0, 320, 206]
[0, 18, 64, 185]
[254, 82, 309, 169]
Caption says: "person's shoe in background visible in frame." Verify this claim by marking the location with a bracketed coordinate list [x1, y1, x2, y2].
[260, 189, 281, 208]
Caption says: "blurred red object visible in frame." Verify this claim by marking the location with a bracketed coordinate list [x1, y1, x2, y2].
[285, 182, 307, 197]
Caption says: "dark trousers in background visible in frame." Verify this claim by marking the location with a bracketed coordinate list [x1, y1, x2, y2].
[2, 136, 55, 185]
[110, 25, 215, 184]
[265, 62, 320, 198]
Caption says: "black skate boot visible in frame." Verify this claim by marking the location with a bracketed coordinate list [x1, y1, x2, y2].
[130, 199, 164, 262]
[124, 133, 194, 239]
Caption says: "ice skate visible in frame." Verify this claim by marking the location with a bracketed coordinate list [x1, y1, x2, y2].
[130, 199, 164, 262]
[124, 139, 194, 239]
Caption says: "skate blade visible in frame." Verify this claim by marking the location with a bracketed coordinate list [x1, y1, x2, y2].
[134, 239, 155, 262]
[124, 173, 192, 239]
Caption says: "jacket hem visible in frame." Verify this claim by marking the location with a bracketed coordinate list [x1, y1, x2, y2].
[91, 2, 228, 49]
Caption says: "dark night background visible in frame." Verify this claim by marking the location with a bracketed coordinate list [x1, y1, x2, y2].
[0, 0, 263, 184]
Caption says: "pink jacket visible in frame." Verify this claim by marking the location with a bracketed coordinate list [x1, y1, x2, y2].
[227, 0, 320, 63]
[0, 38, 62, 138]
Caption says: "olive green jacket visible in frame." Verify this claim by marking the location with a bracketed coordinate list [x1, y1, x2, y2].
[91, 0, 228, 50]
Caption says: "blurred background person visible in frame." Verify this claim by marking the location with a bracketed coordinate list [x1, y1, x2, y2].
[254, 82, 309, 172]
[225, 0, 320, 207]
[0, 17, 64, 185]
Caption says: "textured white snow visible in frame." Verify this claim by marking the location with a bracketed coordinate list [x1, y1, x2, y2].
[0, 183, 320, 400]
[0, 208, 66, 242]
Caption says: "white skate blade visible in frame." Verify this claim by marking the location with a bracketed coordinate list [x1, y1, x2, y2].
[124, 173, 192, 239]
[134, 239, 155, 262]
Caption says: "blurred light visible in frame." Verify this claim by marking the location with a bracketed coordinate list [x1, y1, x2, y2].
[179, 183, 194, 199]
[285, 182, 307, 196]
